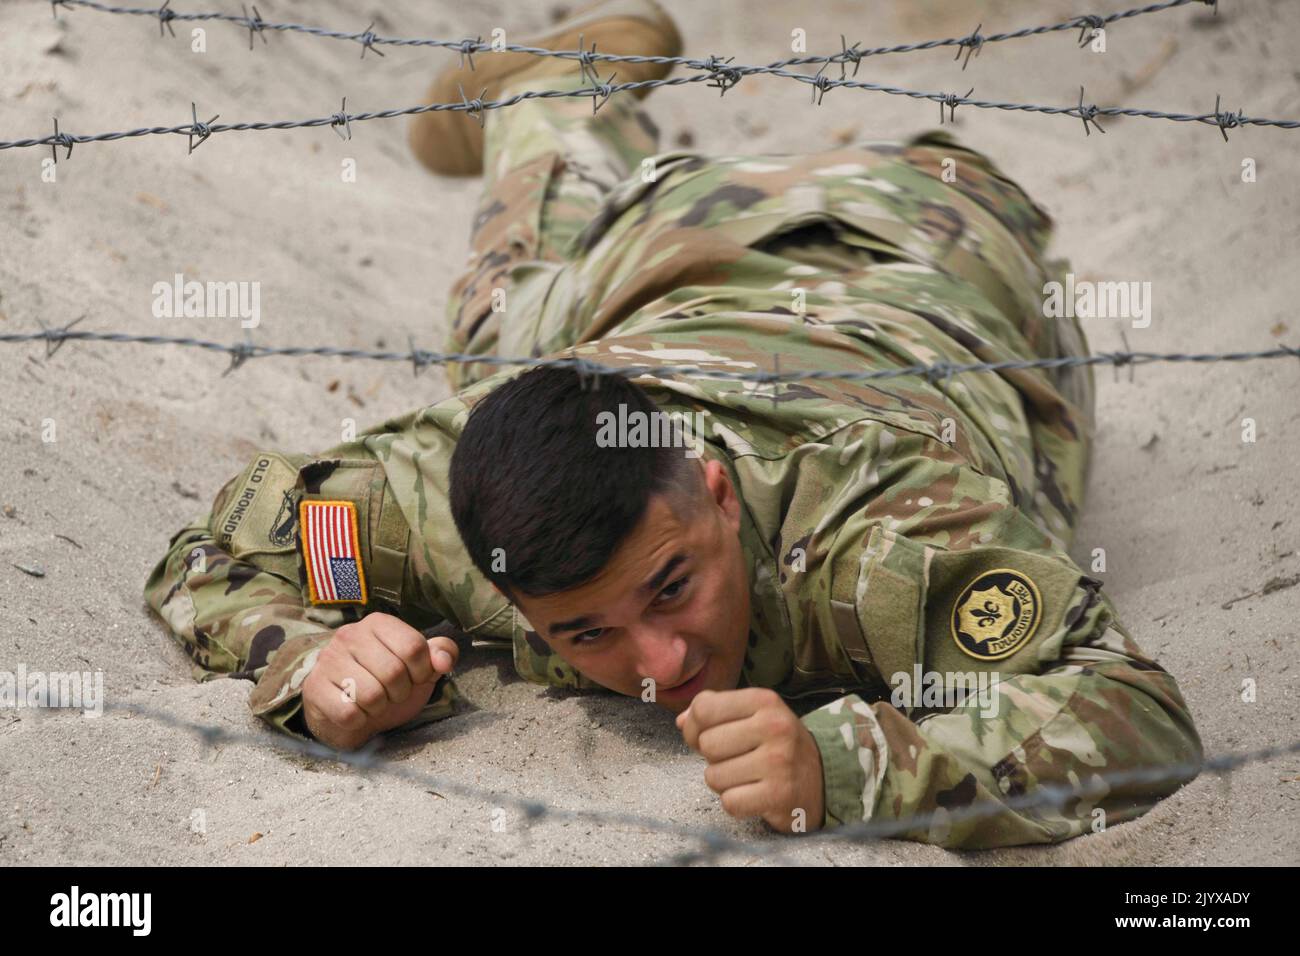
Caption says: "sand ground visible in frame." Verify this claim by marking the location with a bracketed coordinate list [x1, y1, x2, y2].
[1, 0, 1297, 865]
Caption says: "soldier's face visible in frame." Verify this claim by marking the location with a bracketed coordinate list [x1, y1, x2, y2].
[512, 459, 752, 714]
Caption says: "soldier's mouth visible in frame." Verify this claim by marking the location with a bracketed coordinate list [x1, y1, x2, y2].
[660, 661, 708, 700]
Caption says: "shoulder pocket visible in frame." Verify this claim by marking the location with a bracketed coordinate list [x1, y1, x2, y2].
[843, 525, 1096, 688]
[212, 452, 408, 609]
[924, 540, 1093, 679]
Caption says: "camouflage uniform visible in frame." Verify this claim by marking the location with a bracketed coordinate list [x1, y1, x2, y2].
[144, 73, 1202, 848]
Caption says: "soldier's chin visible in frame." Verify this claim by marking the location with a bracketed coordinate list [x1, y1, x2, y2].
[656, 695, 692, 715]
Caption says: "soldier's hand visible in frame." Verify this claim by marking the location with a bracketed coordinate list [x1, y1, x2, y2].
[676, 688, 825, 834]
[302, 612, 458, 751]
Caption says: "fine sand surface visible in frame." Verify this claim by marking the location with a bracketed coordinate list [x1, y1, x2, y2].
[1, 0, 1296, 865]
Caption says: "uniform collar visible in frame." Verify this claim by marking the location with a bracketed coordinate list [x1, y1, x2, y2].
[712, 446, 795, 691]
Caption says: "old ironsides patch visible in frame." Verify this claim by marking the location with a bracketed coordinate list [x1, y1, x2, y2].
[950, 569, 1042, 661]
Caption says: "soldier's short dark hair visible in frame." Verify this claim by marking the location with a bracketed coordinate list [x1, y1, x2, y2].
[449, 365, 704, 602]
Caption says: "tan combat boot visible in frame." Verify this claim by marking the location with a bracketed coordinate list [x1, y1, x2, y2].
[408, 0, 683, 176]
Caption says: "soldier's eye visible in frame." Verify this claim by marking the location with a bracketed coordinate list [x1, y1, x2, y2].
[656, 576, 690, 603]
[572, 628, 604, 646]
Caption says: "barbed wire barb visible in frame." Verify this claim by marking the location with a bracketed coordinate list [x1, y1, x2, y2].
[186, 101, 219, 153]
[589, 70, 619, 115]
[572, 36, 620, 116]
[455, 82, 488, 128]
[155, 0, 176, 38]
[241, 3, 266, 50]
[1117, 329, 1135, 383]
[941, 87, 974, 124]
[1213, 93, 1244, 141]
[572, 37, 621, 117]
[924, 359, 959, 390]
[1074, 14, 1106, 47]
[837, 34, 863, 79]
[575, 33, 599, 85]
[456, 36, 482, 71]
[355, 20, 385, 59]
[34, 313, 87, 358]
[1105, 349, 1132, 384]
[699, 54, 742, 97]
[1077, 85, 1107, 136]
[49, 117, 74, 163]
[222, 331, 255, 376]
[407, 335, 431, 377]
[330, 96, 352, 141]
[810, 61, 834, 106]
[955, 21, 984, 70]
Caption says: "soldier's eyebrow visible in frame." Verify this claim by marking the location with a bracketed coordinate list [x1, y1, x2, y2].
[549, 614, 601, 639]
[638, 552, 688, 596]
[547, 553, 690, 639]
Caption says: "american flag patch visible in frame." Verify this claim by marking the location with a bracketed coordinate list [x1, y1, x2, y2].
[299, 499, 368, 605]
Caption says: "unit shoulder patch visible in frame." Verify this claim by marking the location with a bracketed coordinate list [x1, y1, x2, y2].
[950, 568, 1041, 661]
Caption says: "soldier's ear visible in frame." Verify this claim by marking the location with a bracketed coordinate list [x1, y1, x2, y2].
[702, 459, 741, 532]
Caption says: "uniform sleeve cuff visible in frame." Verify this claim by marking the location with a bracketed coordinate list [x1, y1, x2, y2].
[801, 694, 890, 829]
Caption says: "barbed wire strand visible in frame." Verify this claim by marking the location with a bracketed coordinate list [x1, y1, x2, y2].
[65, 695, 1292, 866]
[3, 325, 1299, 386]
[1, 62, 1283, 156]
[1, 70, 1281, 158]
[45, 0, 1215, 67]
[6, 2, 1291, 156]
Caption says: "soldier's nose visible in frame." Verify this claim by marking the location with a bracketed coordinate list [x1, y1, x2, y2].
[626, 625, 688, 686]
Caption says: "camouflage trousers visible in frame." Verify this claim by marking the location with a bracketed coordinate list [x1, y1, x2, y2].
[442, 72, 1096, 435]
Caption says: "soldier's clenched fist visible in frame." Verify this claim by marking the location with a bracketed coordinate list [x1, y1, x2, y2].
[676, 688, 826, 834]
[302, 612, 458, 751]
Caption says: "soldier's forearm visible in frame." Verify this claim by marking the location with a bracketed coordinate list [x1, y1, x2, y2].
[802, 636, 1203, 848]
[143, 512, 356, 740]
